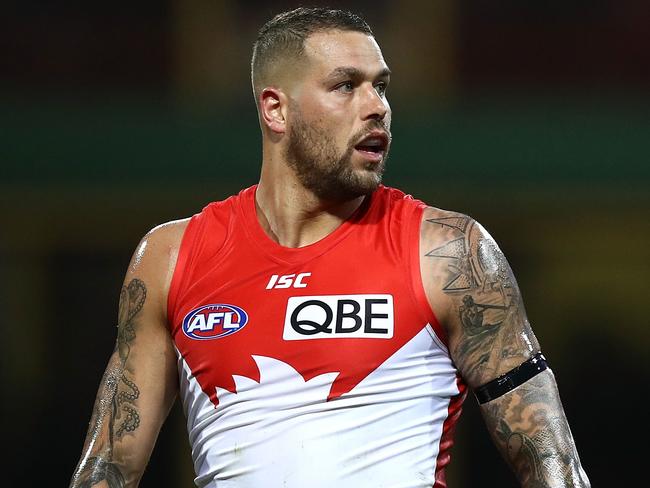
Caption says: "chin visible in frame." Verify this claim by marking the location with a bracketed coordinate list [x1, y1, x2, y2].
[311, 174, 380, 201]
[342, 170, 383, 198]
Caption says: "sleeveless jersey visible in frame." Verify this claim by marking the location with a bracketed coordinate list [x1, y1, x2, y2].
[168, 185, 467, 488]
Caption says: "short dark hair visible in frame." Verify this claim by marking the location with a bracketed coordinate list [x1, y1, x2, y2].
[251, 7, 374, 100]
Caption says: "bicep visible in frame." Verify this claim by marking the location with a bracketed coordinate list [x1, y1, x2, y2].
[421, 210, 589, 486]
[421, 211, 539, 387]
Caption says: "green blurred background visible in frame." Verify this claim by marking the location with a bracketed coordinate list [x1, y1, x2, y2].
[1, 1, 648, 486]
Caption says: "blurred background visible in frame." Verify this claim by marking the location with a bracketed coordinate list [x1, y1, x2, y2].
[1, 0, 648, 486]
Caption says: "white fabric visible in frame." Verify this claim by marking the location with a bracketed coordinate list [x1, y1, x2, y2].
[177, 326, 460, 488]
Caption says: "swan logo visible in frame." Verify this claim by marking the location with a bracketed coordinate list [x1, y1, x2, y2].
[182, 304, 249, 340]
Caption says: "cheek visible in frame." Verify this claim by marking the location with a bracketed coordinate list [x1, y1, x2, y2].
[293, 96, 356, 146]
[314, 114, 353, 146]
[333, 122, 355, 150]
[382, 103, 392, 128]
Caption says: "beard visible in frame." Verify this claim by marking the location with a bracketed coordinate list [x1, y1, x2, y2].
[284, 110, 390, 201]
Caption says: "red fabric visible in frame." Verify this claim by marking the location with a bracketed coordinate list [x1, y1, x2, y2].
[167, 185, 465, 483]
[434, 375, 468, 487]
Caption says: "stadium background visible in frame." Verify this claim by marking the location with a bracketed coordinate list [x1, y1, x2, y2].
[1, 1, 648, 486]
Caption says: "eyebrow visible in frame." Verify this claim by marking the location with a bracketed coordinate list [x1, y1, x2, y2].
[325, 66, 391, 81]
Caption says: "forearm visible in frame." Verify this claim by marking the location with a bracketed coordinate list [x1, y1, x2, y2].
[480, 369, 590, 488]
[70, 455, 132, 488]
[70, 278, 176, 488]
[69, 350, 143, 488]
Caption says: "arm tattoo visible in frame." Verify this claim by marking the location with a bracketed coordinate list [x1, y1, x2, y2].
[481, 373, 590, 487]
[425, 216, 589, 486]
[425, 216, 536, 384]
[70, 278, 147, 488]
[73, 457, 126, 488]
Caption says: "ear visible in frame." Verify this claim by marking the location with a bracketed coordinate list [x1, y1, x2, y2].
[260, 87, 287, 134]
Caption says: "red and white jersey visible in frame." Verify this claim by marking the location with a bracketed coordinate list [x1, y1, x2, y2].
[168, 185, 466, 488]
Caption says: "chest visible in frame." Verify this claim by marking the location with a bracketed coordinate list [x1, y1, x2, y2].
[172, 232, 429, 405]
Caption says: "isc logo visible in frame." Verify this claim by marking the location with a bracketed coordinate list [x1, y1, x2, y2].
[283, 294, 394, 340]
[266, 272, 311, 289]
[182, 304, 248, 340]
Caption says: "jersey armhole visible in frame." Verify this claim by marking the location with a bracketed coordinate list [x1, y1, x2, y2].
[166, 215, 200, 332]
[406, 204, 450, 348]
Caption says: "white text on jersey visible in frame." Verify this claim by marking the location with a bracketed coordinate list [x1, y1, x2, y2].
[186, 312, 240, 333]
[266, 273, 312, 290]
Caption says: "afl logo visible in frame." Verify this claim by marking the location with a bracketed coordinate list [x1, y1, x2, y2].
[182, 304, 249, 340]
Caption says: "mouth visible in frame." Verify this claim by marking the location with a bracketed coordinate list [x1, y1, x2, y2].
[353, 131, 390, 162]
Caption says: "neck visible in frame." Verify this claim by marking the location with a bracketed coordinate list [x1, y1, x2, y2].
[255, 156, 366, 248]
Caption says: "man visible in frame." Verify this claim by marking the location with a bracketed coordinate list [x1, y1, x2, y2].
[70, 7, 590, 488]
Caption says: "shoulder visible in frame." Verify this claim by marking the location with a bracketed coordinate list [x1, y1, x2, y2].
[418, 206, 505, 325]
[420, 206, 475, 254]
[133, 218, 191, 273]
[146, 218, 191, 246]
[123, 218, 191, 319]
[135, 192, 240, 274]
[419, 205, 497, 251]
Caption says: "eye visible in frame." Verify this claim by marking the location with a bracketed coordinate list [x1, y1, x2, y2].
[335, 81, 354, 93]
[374, 81, 388, 96]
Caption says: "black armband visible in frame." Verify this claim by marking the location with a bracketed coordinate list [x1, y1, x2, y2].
[474, 352, 548, 404]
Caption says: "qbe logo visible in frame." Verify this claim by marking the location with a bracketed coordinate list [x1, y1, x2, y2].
[182, 304, 248, 340]
[283, 294, 394, 340]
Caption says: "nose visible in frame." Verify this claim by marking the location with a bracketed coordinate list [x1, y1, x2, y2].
[361, 83, 389, 121]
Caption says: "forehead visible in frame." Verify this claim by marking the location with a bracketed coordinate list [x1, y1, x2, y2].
[302, 30, 387, 75]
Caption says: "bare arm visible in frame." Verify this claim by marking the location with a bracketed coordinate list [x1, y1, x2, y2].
[421, 209, 590, 487]
[69, 220, 188, 488]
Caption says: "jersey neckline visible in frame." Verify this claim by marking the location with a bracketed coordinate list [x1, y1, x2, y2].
[238, 185, 377, 265]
